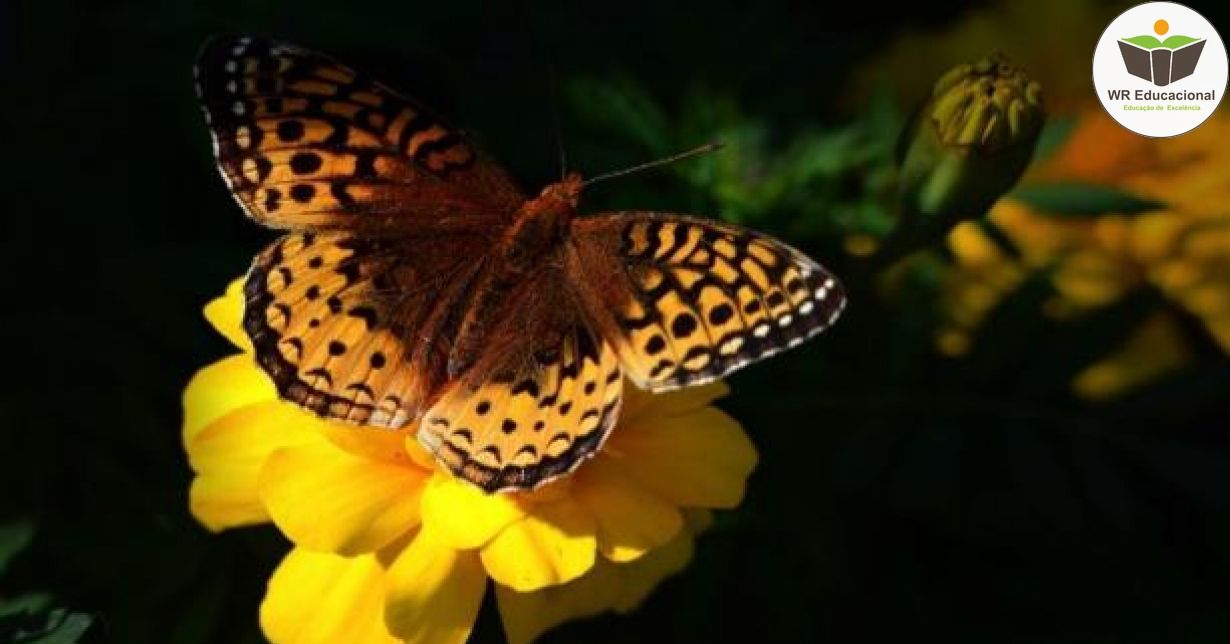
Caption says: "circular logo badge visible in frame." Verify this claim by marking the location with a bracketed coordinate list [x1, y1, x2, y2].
[1093, 2, 1228, 137]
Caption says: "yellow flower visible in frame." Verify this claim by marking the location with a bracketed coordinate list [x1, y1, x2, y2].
[184, 278, 757, 643]
[929, 110, 1230, 398]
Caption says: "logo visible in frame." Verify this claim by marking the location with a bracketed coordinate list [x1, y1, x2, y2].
[1118, 20, 1206, 85]
[1093, 2, 1228, 137]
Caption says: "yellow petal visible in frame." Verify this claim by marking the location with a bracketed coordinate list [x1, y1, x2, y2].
[496, 528, 697, 643]
[1205, 314, 1230, 354]
[419, 472, 525, 550]
[260, 547, 398, 644]
[384, 528, 486, 644]
[182, 354, 275, 448]
[607, 407, 756, 508]
[495, 560, 619, 644]
[621, 380, 729, 421]
[1052, 250, 1131, 307]
[571, 457, 683, 563]
[948, 221, 1006, 267]
[188, 401, 321, 531]
[405, 439, 440, 471]
[480, 500, 596, 592]
[320, 421, 419, 468]
[609, 529, 695, 613]
[203, 277, 251, 351]
[1071, 312, 1191, 401]
[260, 441, 428, 555]
[682, 507, 714, 534]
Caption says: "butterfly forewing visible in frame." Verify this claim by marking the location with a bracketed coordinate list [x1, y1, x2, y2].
[195, 36, 525, 231]
[570, 213, 847, 390]
[244, 230, 490, 427]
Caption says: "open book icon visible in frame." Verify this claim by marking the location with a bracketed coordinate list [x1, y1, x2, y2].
[1118, 35, 1207, 86]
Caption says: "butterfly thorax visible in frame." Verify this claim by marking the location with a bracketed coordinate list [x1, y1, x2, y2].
[446, 174, 584, 378]
[496, 172, 583, 273]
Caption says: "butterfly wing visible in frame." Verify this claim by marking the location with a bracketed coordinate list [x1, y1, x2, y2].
[195, 36, 525, 231]
[418, 267, 623, 492]
[201, 36, 529, 428]
[569, 213, 846, 390]
[245, 230, 492, 427]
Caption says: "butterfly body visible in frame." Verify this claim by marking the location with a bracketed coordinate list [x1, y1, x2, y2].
[197, 36, 847, 493]
[448, 174, 582, 378]
[502, 173, 582, 264]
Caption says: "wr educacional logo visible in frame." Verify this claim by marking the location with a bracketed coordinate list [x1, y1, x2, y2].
[1116, 18, 1206, 86]
[1092, 2, 1227, 137]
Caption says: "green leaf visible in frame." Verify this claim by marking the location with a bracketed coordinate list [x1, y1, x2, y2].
[0, 593, 52, 620]
[1031, 116, 1078, 163]
[1010, 183, 1166, 217]
[0, 521, 34, 576]
[19, 610, 94, 644]
[0, 608, 93, 644]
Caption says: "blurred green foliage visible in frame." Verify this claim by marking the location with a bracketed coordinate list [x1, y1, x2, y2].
[6, 0, 1230, 643]
[566, 76, 901, 235]
[0, 522, 93, 643]
[1010, 183, 1166, 217]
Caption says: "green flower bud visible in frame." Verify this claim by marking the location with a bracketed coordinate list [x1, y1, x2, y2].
[896, 53, 1045, 231]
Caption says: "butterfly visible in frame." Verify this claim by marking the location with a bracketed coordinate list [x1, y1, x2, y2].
[194, 36, 847, 493]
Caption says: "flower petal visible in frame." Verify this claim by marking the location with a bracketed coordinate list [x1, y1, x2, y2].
[260, 547, 398, 644]
[480, 499, 596, 592]
[620, 380, 728, 422]
[495, 560, 619, 644]
[384, 528, 486, 644]
[572, 457, 683, 563]
[188, 401, 321, 531]
[607, 407, 756, 508]
[182, 354, 275, 447]
[496, 528, 697, 644]
[319, 422, 418, 468]
[260, 440, 428, 555]
[682, 507, 714, 534]
[203, 277, 251, 351]
[419, 472, 525, 550]
[609, 529, 695, 613]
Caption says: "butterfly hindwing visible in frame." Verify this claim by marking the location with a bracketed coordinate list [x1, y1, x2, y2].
[195, 36, 524, 231]
[571, 213, 846, 391]
[418, 269, 623, 492]
[244, 230, 491, 427]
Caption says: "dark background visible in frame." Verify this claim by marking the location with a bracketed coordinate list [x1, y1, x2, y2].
[6, 0, 1230, 642]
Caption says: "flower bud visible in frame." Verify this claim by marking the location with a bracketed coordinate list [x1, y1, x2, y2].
[896, 53, 1045, 231]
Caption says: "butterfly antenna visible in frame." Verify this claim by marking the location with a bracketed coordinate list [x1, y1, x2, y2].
[547, 64, 567, 179]
[583, 140, 725, 187]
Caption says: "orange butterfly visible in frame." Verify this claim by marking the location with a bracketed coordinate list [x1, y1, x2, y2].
[195, 36, 846, 493]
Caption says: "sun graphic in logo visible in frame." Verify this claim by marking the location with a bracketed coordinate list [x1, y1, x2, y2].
[1154, 19, 1169, 35]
